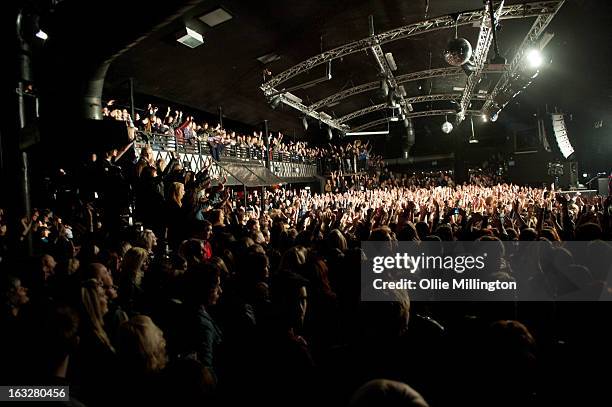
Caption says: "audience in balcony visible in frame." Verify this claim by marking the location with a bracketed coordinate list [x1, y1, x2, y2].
[102, 100, 383, 170]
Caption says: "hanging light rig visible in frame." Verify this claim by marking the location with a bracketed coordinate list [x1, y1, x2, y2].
[469, 115, 479, 143]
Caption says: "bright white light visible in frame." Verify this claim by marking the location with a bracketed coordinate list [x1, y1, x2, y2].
[345, 130, 389, 136]
[482, 114, 488, 122]
[35, 29, 48, 40]
[582, 173, 588, 178]
[526, 49, 543, 68]
[441, 121, 453, 134]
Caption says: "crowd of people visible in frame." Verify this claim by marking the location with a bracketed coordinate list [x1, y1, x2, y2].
[103, 101, 382, 172]
[325, 169, 456, 193]
[1, 108, 612, 406]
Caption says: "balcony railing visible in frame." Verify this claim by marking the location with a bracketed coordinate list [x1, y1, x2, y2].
[135, 130, 318, 180]
[135, 130, 317, 165]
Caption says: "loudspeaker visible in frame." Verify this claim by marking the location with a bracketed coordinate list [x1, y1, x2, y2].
[551, 114, 575, 159]
[598, 178, 610, 196]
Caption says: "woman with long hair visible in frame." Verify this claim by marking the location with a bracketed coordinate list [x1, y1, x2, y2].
[135, 146, 155, 178]
[118, 315, 167, 376]
[69, 278, 116, 406]
[181, 263, 223, 383]
[79, 278, 113, 351]
[118, 247, 149, 315]
[168, 181, 185, 207]
[136, 229, 158, 255]
[165, 182, 188, 250]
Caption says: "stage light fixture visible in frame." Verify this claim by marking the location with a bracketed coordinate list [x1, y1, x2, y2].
[482, 114, 488, 122]
[345, 130, 389, 136]
[526, 49, 543, 69]
[380, 80, 389, 98]
[327, 128, 333, 140]
[469, 116, 479, 143]
[384, 52, 398, 71]
[344, 130, 389, 136]
[176, 26, 204, 48]
[35, 29, 48, 40]
[302, 116, 308, 130]
[268, 95, 281, 110]
[390, 108, 399, 122]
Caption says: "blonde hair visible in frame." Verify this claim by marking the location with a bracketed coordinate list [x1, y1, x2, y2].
[168, 182, 185, 207]
[121, 247, 149, 287]
[66, 258, 80, 275]
[119, 241, 132, 257]
[350, 379, 429, 407]
[119, 315, 167, 374]
[136, 146, 154, 177]
[80, 279, 114, 351]
[328, 229, 348, 252]
[136, 229, 156, 252]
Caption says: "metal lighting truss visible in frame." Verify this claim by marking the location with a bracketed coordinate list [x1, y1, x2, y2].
[310, 65, 505, 111]
[312, 67, 460, 111]
[260, 1, 563, 131]
[277, 92, 349, 131]
[267, 61, 332, 98]
[480, 0, 564, 116]
[351, 109, 481, 132]
[349, 118, 391, 133]
[456, 0, 504, 124]
[337, 93, 488, 123]
[369, 36, 412, 113]
[338, 103, 387, 124]
[261, 1, 564, 93]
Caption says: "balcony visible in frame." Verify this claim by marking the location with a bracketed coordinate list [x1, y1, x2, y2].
[134, 131, 318, 184]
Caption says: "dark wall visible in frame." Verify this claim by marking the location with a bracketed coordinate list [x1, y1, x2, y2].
[507, 151, 555, 187]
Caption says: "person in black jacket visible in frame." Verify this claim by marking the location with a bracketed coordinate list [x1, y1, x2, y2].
[165, 182, 188, 251]
[179, 263, 223, 384]
[135, 166, 165, 237]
